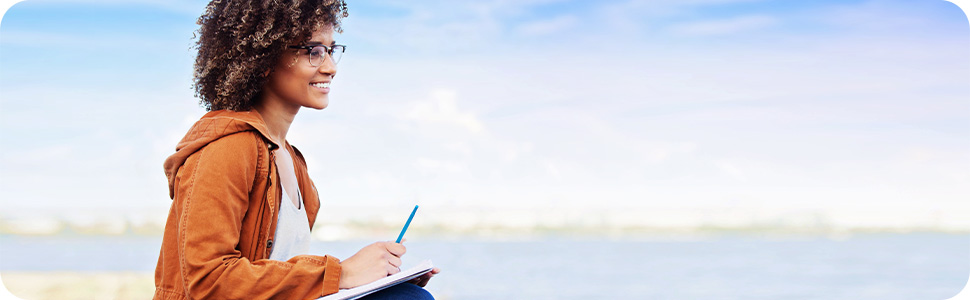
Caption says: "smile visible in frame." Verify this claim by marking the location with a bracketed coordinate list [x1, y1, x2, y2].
[311, 82, 331, 88]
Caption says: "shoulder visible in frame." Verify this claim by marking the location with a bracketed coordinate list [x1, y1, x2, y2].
[207, 130, 270, 153]
[186, 131, 271, 176]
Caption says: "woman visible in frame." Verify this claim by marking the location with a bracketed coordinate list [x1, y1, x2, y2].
[153, 1, 438, 299]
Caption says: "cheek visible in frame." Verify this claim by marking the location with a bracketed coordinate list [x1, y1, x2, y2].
[276, 70, 307, 91]
[283, 67, 314, 85]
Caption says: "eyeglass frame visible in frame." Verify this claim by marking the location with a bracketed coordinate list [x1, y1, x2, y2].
[287, 44, 346, 66]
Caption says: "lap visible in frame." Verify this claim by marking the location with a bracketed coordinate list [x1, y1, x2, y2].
[358, 283, 434, 300]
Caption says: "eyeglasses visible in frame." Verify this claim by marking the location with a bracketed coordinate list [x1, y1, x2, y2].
[287, 44, 346, 66]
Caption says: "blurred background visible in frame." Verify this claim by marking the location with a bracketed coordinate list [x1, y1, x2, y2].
[1, 0, 968, 299]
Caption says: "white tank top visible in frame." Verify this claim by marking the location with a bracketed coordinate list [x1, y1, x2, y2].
[269, 178, 311, 261]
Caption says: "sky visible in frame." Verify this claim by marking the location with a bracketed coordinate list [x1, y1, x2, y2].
[0, 0, 968, 227]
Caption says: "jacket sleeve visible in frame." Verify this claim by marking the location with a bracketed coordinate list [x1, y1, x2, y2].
[173, 133, 341, 300]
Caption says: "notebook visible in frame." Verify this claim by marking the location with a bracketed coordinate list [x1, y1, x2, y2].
[318, 260, 434, 300]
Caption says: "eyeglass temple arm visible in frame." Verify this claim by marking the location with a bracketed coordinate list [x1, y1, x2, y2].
[287, 45, 346, 54]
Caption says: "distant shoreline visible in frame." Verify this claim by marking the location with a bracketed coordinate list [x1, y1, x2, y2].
[0, 227, 966, 241]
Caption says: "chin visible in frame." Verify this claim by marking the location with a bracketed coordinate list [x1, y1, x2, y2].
[308, 98, 329, 110]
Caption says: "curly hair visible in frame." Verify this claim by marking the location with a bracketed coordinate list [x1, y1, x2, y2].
[193, 0, 348, 111]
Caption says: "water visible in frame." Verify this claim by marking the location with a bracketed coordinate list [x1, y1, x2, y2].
[1, 233, 967, 299]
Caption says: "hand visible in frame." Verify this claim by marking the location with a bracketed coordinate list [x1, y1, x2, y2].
[338, 242, 407, 289]
[408, 267, 440, 287]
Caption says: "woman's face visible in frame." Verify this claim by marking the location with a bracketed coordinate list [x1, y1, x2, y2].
[262, 27, 338, 111]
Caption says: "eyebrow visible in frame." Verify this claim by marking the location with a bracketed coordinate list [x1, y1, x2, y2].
[306, 41, 336, 46]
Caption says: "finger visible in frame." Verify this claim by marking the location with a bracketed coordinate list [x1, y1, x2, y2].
[388, 256, 402, 268]
[386, 264, 401, 275]
[416, 274, 431, 287]
[408, 276, 424, 286]
[385, 242, 406, 257]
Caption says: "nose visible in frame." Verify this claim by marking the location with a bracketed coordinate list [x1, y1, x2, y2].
[318, 54, 337, 77]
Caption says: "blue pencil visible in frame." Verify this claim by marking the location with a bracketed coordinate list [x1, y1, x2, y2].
[396, 205, 419, 243]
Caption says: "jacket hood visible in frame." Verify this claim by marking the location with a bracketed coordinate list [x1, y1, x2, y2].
[163, 110, 279, 199]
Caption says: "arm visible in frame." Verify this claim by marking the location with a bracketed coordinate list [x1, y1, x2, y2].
[174, 133, 339, 299]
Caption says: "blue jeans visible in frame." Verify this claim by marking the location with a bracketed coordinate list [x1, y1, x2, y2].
[359, 283, 435, 300]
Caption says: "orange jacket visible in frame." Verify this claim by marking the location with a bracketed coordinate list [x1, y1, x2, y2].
[154, 110, 341, 300]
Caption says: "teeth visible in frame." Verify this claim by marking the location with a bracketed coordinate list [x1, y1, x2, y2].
[312, 82, 330, 88]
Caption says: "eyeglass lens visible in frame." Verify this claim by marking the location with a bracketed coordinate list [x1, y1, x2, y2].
[309, 45, 344, 66]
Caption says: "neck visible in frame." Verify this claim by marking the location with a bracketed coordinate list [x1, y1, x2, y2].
[253, 99, 299, 147]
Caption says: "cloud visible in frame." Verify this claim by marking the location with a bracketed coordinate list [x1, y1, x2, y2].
[595, 0, 772, 33]
[638, 142, 697, 165]
[818, 0, 960, 33]
[542, 159, 563, 180]
[12, 0, 205, 15]
[602, 0, 771, 17]
[715, 160, 749, 181]
[3, 0, 968, 218]
[514, 15, 578, 36]
[668, 15, 777, 36]
[0, 30, 181, 51]
[413, 157, 468, 175]
[402, 88, 485, 134]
